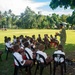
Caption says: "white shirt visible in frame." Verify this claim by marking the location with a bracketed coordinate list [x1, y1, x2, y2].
[36, 50, 47, 63]
[13, 52, 25, 66]
[54, 50, 65, 55]
[5, 42, 13, 49]
[25, 47, 33, 59]
[13, 39, 17, 44]
[54, 50, 65, 63]
[27, 40, 30, 44]
[21, 43, 24, 49]
[8, 41, 12, 45]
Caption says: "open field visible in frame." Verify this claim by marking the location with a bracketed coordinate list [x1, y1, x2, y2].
[0, 29, 75, 53]
[0, 29, 75, 44]
[0, 29, 75, 75]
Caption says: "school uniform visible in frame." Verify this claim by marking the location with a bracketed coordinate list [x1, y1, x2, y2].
[54, 50, 65, 55]
[5, 42, 13, 49]
[54, 50, 65, 63]
[25, 47, 33, 59]
[13, 52, 25, 66]
[13, 38, 17, 44]
[36, 50, 47, 63]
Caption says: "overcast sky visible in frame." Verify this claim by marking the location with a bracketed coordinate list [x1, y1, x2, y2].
[0, 0, 74, 15]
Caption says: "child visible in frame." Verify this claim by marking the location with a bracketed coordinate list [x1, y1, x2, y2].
[13, 35, 17, 44]
[37, 34, 43, 44]
[43, 34, 50, 49]
[24, 42, 33, 60]
[50, 34, 59, 48]
[54, 44, 65, 55]
[13, 44, 33, 66]
[36, 44, 52, 64]
[53, 44, 65, 63]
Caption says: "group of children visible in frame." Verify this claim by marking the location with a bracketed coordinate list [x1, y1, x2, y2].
[4, 34, 65, 75]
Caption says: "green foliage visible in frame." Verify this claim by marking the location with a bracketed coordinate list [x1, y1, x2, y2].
[49, 0, 75, 9]
[0, 6, 75, 29]
[66, 10, 75, 29]
[49, 0, 75, 29]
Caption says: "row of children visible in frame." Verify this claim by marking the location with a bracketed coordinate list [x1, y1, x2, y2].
[13, 43, 65, 75]
[4, 34, 65, 75]
[4, 34, 59, 51]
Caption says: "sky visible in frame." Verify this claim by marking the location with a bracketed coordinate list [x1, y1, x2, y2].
[0, 0, 74, 16]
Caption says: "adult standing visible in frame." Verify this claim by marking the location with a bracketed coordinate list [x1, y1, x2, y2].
[56, 24, 66, 49]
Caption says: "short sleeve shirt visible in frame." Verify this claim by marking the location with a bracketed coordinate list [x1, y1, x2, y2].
[36, 50, 47, 63]
[13, 52, 25, 66]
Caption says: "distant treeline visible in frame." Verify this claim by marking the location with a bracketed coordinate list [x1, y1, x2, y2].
[0, 6, 75, 29]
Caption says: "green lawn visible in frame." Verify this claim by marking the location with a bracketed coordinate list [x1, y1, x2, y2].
[0, 29, 75, 75]
[0, 29, 75, 44]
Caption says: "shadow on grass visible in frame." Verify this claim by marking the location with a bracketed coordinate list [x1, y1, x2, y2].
[0, 43, 75, 75]
[65, 43, 75, 52]
[0, 43, 5, 51]
[0, 43, 14, 75]
[65, 44, 75, 59]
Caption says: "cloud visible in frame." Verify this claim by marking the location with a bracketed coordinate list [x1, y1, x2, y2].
[0, 0, 73, 15]
[40, 6, 73, 16]
[41, 10, 73, 16]
[0, 0, 49, 15]
[28, 1, 50, 14]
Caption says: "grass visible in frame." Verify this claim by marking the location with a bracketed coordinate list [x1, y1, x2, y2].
[0, 29, 75, 75]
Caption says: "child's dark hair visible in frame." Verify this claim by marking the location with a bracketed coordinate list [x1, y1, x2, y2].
[14, 44, 19, 51]
[4, 36, 8, 43]
[36, 44, 45, 51]
[58, 44, 63, 50]
[24, 42, 29, 47]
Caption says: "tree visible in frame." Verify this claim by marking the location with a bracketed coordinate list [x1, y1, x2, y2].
[2, 10, 13, 28]
[8, 9, 12, 16]
[0, 11, 2, 28]
[60, 14, 69, 22]
[17, 6, 37, 29]
[24, 7, 36, 28]
[49, 0, 75, 9]
[66, 10, 75, 29]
